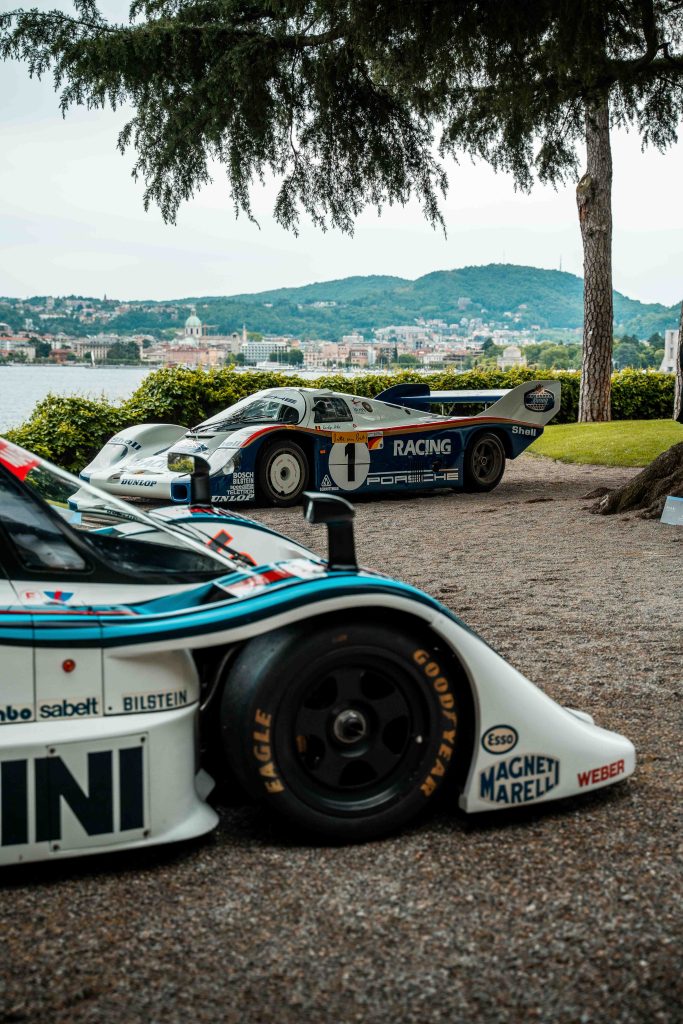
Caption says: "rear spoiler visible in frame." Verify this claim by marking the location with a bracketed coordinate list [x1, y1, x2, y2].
[376, 380, 561, 425]
[376, 383, 509, 410]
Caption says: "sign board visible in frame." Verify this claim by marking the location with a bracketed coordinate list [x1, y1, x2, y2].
[660, 495, 683, 526]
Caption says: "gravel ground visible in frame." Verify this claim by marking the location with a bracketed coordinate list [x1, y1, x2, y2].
[1, 454, 681, 1024]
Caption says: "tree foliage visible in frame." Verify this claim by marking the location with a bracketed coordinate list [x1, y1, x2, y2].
[2, 1, 683, 227]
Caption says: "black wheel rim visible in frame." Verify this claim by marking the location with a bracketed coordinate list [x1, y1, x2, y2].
[471, 438, 503, 485]
[275, 649, 433, 816]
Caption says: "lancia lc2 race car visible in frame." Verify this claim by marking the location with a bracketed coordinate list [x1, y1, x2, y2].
[0, 438, 634, 866]
[77, 379, 561, 507]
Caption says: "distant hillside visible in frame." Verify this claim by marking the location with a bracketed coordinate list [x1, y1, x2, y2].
[110, 264, 681, 340]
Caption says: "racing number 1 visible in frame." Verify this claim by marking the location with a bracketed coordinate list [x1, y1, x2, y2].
[344, 442, 356, 483]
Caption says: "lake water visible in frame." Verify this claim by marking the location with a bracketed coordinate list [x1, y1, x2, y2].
[0, 363, 385, 433]
[0, 365, 155, 432]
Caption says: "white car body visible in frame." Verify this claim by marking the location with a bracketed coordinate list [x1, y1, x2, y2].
[0, 438, 634, 865]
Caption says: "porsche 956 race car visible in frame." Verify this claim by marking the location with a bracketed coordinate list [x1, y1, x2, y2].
[77, 379, 561, 507]
[0, 438, 634, 865]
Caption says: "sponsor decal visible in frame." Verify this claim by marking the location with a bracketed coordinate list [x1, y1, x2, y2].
[0, 705, 33, 724]
[43, 591, 74, 604]
[479, 754, 559, 804]
[393, 438, 452, 457]
[226, 486, 255, 499]
[275, 558, 326, 580]
[251, 708, 285, 794]
[39, 697, 100, 720]
[512, 425, 538, 437]
[0, 743, 145, 846]
[21, 590, 79, 607]
[122, 690, 189, 713]
[320, 474, 336, 490]
[113, 436, 142, 451]
[577, 759, 625, 788]
[367, 435, 384, 451]
[0, 439, 39, 481]
[367, 469, 458, 486]
[219, 568, 294, 599]
[412, 650, 458, 799]
[352, 398, 374, 414]
[481, 725, 518, 755]
[120, 478, 157, 487]
[524, 386, 555, 413]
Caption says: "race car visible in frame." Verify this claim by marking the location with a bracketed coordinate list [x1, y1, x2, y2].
[0, 437, 634, 865]
[77, 379, 561, 507]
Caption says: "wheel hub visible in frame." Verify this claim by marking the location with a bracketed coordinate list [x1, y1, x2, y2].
[269, 452, 301, 495]
[332, 708, 369, 745]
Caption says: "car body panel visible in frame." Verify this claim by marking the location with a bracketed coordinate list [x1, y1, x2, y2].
[0, 437, 634, 866]
[77, 381, 560, 504]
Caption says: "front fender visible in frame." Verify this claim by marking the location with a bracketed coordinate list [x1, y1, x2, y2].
[81, 423, 187, 478]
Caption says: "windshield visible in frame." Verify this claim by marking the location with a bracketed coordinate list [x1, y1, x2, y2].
[192, 392, 304, 433]
[0, 440, 240, 582]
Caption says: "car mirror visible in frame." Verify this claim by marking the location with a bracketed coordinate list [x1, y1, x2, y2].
[168, 453, 209, 475]
[168, 454, 211, 504]
[303, 492, 357, 571]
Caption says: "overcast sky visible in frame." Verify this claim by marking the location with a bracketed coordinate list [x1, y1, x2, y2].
[1, 1, 682, 305]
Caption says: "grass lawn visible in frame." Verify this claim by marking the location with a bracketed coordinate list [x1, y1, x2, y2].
[528, 419, 683, 467]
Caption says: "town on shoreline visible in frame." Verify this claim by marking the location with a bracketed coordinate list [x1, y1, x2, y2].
[0, 288, 678, 375]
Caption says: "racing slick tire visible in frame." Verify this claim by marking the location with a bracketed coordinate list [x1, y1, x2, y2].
[257, 439, 309, 506]
[463, 431, 506, 492]
[220, 621, 463, 841]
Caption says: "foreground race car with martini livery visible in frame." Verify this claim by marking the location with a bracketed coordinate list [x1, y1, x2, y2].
[0, 438, 634, 865]
[77, 379, 561, 506]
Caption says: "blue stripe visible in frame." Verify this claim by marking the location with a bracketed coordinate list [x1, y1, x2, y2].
[16, 576, 463, 648]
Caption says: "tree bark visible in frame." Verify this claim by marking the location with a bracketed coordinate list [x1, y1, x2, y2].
[675, 301, 683, 422]
[576, 101, 613, 422]
[592, 442, 683, 517]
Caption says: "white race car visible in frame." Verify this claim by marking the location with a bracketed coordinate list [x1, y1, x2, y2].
[78, 380, 561, 506]
[0, 438, 634, 865]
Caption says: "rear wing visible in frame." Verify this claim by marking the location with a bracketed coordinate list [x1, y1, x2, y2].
[475, 380, 561, 425]
[376, 383, 508, 410]
[375, 380, 561, 426]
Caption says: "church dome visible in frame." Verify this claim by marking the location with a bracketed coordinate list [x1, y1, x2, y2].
[184, 306, 202, 339]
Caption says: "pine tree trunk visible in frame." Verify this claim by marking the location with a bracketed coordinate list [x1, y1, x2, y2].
[576, 102, 613, 422]
[675, 301, 683, 422]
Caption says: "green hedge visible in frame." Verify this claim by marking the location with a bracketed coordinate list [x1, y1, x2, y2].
[5, 367, 675, 474]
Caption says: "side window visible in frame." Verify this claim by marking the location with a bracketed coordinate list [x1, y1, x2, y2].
[0, 478, 88, 573]
[312, 397, 353, 423]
